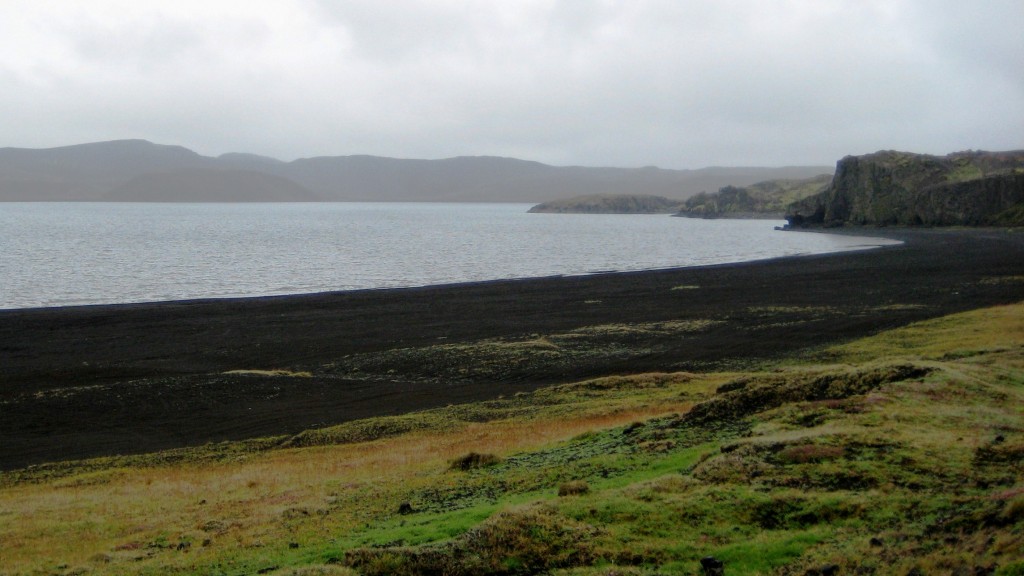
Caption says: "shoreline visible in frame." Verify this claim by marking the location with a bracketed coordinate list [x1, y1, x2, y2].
[0, 218, 898, 312]
[2, 227, 1023, 470]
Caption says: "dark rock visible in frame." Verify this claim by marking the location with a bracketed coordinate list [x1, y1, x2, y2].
[786, 149, 1024, 228]
[716, 379, 749, 394]
[701, 555, 725, 576]
[623, 421, 646, 435]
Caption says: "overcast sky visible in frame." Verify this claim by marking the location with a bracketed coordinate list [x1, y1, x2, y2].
[2, 1, 1022, 168]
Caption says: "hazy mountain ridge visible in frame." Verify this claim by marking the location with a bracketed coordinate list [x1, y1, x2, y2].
[0, 139, 831, 203]
[0, 140, 210, 201]
[105, 169, 320, 202]
[786, 150, 1024, 227]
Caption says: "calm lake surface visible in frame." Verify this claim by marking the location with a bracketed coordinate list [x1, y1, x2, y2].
[0, 203, 898, 310]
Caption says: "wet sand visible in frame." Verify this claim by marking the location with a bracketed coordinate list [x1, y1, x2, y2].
[2, 228, 1023, 470]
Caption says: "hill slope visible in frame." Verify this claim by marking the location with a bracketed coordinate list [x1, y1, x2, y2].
[675, 173, 831, 218]
[0, 139, 207, 200]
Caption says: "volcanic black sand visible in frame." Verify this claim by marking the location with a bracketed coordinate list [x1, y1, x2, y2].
[3, 228, 1024, 470]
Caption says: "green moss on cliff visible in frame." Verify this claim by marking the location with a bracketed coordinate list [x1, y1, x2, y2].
[947, 158, 984, 183]
[786, 150, 1024, 227]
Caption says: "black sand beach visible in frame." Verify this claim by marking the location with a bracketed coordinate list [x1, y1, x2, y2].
[2, 228, 1024, 470]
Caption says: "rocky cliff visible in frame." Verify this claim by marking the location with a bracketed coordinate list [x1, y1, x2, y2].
[786, 150, 1024, 227]
[676, 174, 831, 219]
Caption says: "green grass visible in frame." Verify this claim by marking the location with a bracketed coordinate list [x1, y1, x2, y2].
[2, 303, 1023, 575]
[679, 174, 831, 216]
[946, 162, 985, 183]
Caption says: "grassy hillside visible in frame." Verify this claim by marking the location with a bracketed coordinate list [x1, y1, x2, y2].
[1, 302, 1023, 575]
[677, 174, 831, 219]
[527, 194, 684, 214]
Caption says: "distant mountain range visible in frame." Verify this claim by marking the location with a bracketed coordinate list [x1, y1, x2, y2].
[0, 139, 831, 203]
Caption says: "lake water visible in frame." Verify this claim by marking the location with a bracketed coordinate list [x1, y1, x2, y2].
[0, 203, 899, 310]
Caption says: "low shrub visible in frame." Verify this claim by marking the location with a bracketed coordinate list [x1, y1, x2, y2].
[449, 452, 502, 471]
[558, 480, 591, 497]
[686, 364, 931, 424]
[974, 440, 1024, 465]
[344, 505, 599, 575]
[776, 444, 845, 464]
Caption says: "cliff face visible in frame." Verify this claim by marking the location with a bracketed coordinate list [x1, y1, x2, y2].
[787, 150, 1024, 227]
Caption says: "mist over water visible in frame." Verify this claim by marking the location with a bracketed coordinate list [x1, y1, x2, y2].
[1, 203, 898, 310]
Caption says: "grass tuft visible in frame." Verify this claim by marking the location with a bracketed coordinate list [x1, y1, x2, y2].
[223, 369, 314, 377]
[557, 481, 591, 497]
[343, 505, 599, 576]
[449, 452, 502, 471]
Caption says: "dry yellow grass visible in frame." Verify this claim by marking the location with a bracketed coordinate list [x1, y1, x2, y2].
[0, 382, 696, 574]
[827, 301, 1024, 362]
[223, 369, 314, 378]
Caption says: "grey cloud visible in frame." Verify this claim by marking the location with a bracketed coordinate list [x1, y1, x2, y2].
[0, 0, 1021, 168]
